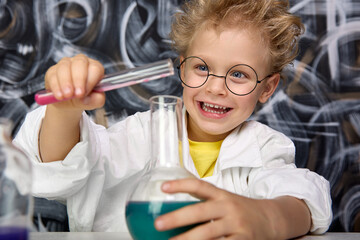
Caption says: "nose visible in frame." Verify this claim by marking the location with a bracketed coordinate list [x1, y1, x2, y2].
[205, 74, 227, 96]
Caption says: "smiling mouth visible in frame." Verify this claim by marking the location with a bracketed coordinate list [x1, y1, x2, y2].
[200, 102, 232, 114]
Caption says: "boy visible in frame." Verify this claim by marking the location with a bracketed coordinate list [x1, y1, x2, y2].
[14, 0, 332, 239]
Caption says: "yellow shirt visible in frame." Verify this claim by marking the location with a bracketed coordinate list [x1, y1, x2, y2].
[188, 139, 223, 178]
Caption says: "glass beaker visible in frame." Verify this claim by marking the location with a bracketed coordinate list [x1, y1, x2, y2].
[125, 95, 199, 240]
[0, 119, 32, 240]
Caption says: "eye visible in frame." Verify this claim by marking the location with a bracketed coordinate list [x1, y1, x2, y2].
[230, 71, 245, 78]
[228, 69, 251, 84]
[193, 64, 208, 77]
[196, 64, 208, 72]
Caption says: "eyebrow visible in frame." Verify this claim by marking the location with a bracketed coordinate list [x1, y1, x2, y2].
[191, 55, 255, 68]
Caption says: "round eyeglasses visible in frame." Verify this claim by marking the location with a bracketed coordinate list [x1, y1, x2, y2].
[177, 56, 272, 96]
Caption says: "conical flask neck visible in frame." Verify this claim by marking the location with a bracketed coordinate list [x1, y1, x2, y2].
[150, 95, 183, 169]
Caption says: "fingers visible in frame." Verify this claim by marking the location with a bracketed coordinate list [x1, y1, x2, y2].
[45, 65, 63, 99]
[162, 178, 224, 200]
[57, 57, 73, 99]
[157, 179, 251, 239]
[157, 198, 253, 240]
[78, 91, 106, 110]
[155, 200, 224, 230]
[44, 54, 104, 102]
[71, 54, 89, 98]
[156, 179, 272, 240]
[168, 219, 231, 240]
[172, 221, 223, 240]
[156, 179, 232, 239]
[85, 58, 105, 95]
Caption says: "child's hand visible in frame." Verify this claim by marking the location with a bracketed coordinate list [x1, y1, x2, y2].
[154, 178, 274, 240]
[155, 178, 311, 240]
[44, 54, 105, 110]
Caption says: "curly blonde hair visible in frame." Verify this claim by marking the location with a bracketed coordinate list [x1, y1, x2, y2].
[170, 0, 304, 74]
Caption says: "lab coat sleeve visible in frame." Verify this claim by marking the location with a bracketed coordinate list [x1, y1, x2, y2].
[247, 123, 332, 234]
[13, 106, 152, 231]
[13, 106, 104, 201]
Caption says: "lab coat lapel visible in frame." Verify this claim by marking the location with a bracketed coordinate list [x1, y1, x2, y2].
[181, 107, 262, 176]
[217, 121, 263, 170]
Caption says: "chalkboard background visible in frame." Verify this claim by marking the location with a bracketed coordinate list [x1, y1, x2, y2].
[1, 0, 359, 232]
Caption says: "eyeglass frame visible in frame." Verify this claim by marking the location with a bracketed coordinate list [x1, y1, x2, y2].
[177, 56, 273, 96]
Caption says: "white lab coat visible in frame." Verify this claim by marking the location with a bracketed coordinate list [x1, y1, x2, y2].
[13, 106, 332, 234]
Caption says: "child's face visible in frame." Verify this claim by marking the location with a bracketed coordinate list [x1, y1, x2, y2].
[182, 26, 279, 142]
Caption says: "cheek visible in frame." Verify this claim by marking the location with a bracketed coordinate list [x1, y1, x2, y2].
[182, 88, 192, 108]
[234, 95, 259, 113]
[182, 88, 201, 113]
[182, 87, 196, 100]
[246, 87, 265, 105]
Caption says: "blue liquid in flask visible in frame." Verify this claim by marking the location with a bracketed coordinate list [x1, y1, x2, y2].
[126, 200, 199, 240]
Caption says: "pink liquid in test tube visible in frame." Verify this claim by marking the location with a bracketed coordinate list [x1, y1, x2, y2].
[35, 59, 174, 105]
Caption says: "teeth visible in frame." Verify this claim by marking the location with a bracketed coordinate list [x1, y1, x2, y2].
[203, 102, 227, 110]
[202, 102, 229, 114]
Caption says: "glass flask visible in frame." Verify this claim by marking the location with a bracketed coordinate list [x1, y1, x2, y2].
[125, 95, 200, 240]
[0, 119, 32, 240]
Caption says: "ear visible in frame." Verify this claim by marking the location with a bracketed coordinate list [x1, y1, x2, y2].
[258, 73, 280, 103]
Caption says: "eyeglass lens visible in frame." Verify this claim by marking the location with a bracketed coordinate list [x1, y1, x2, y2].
[178, 56, 259, 96]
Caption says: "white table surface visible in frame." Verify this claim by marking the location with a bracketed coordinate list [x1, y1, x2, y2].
[29, 232, 360, 240]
